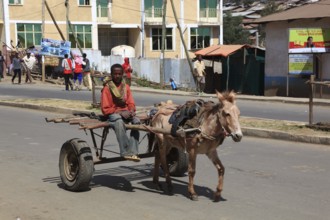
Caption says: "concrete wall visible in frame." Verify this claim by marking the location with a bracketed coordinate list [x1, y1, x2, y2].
[265, 19, 330, 97]
[73, 48, 195, 88]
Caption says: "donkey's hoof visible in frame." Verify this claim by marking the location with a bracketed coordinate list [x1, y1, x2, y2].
[189, 193, 199, 201]
[153, 181, 162, 191]
[214, 194, 226, 202]
[167, 184, 173, 194]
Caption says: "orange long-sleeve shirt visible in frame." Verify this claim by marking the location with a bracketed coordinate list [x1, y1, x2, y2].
[101, 83, 136, 116]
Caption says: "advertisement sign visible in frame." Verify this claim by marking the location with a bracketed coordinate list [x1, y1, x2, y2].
[40, 38, 71, 57]
[288, 54, 313, 75]
[288, 28, 330, 53]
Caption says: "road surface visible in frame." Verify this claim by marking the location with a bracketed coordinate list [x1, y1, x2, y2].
[0, 106, 329, 220]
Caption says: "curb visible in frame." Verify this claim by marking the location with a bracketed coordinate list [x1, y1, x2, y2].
[1, 100, 329, 146]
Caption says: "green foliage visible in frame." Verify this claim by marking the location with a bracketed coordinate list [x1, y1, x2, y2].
[259, 0, 282, 46]
[135, 77, 151, 87]
[223, 11, 251, 44]
[260, 0, 280, 16]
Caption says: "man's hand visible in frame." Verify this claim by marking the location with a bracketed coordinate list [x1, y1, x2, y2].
[119, 110, 131, 119]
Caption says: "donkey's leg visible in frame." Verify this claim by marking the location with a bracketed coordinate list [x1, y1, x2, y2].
[152, 142, 162, 190]
[187, 147, 198, 201]
[207, 150, 225, 202]
[159, 141, 173, 193]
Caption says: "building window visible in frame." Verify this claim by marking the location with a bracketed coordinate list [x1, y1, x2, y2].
[200, 0, 217, 18]
[79, 0, 90, 6]
[69, 25, 92, 48]
[152, 28, 173, 51]
[17, 23, 42, 48]
[97, 0, 108, 17]
[190, 27, 211, 49]
[9, 0, 22, 4]
[145, 0, 163, 18]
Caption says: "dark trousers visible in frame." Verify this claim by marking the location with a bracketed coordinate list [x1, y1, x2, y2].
[12, 69, 22, 84]
[64, 74, 73, 90]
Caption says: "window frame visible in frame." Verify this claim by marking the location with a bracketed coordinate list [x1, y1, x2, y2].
[9, 0, 23, 5]
[199, 0, 217, 18]
[145, 0, 163, 18]
[150, 27, 173, 51]
[78, 0, 90, 6]
[16, 23, 42, 48]
[69, 24, 92, 49]
[190, 27, 211, 50]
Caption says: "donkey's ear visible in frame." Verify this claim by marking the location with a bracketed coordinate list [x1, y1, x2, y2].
[216, 90, 225, 102]
[227, 91, 236, 103]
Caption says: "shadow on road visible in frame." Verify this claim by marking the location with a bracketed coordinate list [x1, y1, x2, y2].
[42, 163, 223, 201]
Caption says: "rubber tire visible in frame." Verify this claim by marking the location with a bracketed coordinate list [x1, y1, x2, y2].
[59, 138, 94, 192]
[167, 147, 188, 177]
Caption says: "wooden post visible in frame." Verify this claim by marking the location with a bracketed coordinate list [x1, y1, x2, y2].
[45, 0, 66, 41]
[169, 0, 194, 80]
[160, 0, 167, 86]
[41, 0, 45, 82]
[309, 74, 315, 125]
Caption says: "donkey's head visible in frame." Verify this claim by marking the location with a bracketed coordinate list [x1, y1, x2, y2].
[216, 91, 243, 142]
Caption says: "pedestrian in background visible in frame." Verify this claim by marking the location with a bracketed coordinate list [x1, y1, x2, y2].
[170, 78, 177, 90]
[122, 57, 133, 86]
[0, 51, 6, 81]
[82, 53, 92, 91]
[193, 54, 206, 94]
[61, 54, 74, 91]
[73, 54, 83, 90]
[11, 53, 22, 84]
[22, 52, 35, 83]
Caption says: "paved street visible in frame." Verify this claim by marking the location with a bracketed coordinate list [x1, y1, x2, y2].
[1, 106, 330, 220]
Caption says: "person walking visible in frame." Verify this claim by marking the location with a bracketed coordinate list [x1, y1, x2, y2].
[0, 51, 6, 81]
[73, 54, 83, 90]
[122, 57, 133, 86]
[82, 53, 92, 91]
[101, 63, 141, 162]
[11, 53, 22, 84]
[22, 52, 35, 83]
[61, 54, 74, 91]
[193, 54, 206, 94]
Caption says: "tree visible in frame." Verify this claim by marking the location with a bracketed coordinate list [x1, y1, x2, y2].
[258, 0, 282, 46]
[223, 11, 251, 44]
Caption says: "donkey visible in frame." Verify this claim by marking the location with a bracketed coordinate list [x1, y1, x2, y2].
[151, 91, 242, 201]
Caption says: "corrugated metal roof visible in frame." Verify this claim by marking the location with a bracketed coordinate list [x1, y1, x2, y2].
[250, 0, 330, 24]
[195, 45, 246, 57]
[232, 11, 256, 17]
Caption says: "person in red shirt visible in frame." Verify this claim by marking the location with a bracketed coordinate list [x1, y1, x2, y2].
[61, 54, 73, 90]
[101, 64, 141, 162]
[122, 57, 133, 86]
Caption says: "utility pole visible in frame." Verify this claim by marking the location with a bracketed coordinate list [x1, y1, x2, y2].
[219, 0, 223, 45]
[169, 0, 194, 80]
[41, 0, 45, 82]
[65, 0, 69, 41]
[141, 0, 145, 58]
[160, 0, 167, 86]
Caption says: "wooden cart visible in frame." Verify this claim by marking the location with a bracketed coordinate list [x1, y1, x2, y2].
[45, 113, 188, 191]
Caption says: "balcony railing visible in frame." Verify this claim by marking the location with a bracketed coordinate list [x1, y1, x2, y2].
[145, 7, 162, 22]
[97, 5, 108, 18]
[199, 8, 218, 22]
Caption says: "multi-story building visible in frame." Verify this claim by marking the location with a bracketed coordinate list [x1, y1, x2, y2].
[1, 0, 222, 58]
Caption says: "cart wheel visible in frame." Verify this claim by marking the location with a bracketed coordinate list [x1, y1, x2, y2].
[59, 138, 94, 191]
[167, 147, 188, 177]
